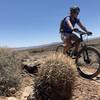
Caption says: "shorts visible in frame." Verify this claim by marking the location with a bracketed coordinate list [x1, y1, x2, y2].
[61, 33, 80, 42]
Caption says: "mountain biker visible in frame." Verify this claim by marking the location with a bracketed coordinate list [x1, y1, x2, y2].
[60, 5, 89, 56]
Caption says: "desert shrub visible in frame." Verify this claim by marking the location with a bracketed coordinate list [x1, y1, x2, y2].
[0, 48, 22, 96]
[34, 53, 76, 100]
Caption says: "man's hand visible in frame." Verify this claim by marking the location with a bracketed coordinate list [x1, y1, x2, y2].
[87, 32, 93, 36]
[73, 28, 79, 32]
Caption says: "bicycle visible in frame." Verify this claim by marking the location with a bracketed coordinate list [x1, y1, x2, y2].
[56, 29, 100, 79]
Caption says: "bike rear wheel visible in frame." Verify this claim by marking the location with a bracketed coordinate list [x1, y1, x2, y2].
[76, 46, 100, 79]
[56, 45, 64, 54]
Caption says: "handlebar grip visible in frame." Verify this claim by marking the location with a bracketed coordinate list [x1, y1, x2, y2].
[87, 32, 92, 36]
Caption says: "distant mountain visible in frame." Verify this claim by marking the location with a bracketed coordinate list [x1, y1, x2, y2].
[13, 37, 100, 51]
[87, 37, 100, 44]
[13, 42, 61, 51]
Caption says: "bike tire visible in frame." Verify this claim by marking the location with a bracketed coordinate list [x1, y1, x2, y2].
[76, 46, 100, 79]
[56, 45, 64, 54]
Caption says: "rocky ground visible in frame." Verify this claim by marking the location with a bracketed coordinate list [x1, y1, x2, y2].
[0, 51, 100, 100]
[27, 51, 100, 100]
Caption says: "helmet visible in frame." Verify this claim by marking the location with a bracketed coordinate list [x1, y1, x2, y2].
[70, 6, 80, 14]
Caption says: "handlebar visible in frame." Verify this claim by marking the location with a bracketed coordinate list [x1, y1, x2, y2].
[73, 28, 93, 36]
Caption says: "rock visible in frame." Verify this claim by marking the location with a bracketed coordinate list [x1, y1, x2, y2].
[7, 97, 19, 100]
[9, 88, 16, 94]
[23, 64, 40, 74]
[0, 96, 19, 100]
[27, 92, 35, 100]
[21, 86, 33, 100]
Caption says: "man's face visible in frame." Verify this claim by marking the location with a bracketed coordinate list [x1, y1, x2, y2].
[71, 12, 79, 18]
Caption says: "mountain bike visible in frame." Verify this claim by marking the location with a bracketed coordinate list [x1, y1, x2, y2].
[56, 29, 100, 79]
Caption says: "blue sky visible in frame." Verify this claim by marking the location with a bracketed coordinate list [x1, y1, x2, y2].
[0, 0, 100, 47]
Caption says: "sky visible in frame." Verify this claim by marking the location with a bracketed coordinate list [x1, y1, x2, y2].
[0, 0, 100, 47]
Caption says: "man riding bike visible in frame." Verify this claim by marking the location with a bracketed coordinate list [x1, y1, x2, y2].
[60, 5, 90, 56]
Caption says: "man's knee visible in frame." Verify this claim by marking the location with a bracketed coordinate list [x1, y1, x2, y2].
[76, 38, 80, 43]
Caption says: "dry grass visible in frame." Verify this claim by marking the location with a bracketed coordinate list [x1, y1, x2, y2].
[13, 50, 30, 61]
[34, 53, 76, 100]
[0, 48, 22, 96]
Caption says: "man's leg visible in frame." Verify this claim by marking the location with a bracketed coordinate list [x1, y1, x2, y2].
[71, 33, 80, 53]
[63, 35, 71, 54]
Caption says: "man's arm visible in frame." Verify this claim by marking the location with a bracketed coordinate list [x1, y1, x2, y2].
[65, 17, 74, 31]
[78, 21, 88, 32]
[67, 20, 74, 30]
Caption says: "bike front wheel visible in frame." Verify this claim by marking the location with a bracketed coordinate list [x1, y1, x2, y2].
[76, 46, 100, 79]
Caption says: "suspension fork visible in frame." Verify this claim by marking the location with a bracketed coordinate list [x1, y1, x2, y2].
[82, 45, 90, 64]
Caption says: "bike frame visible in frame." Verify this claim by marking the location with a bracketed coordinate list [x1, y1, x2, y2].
[77, 31, 91, 63]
